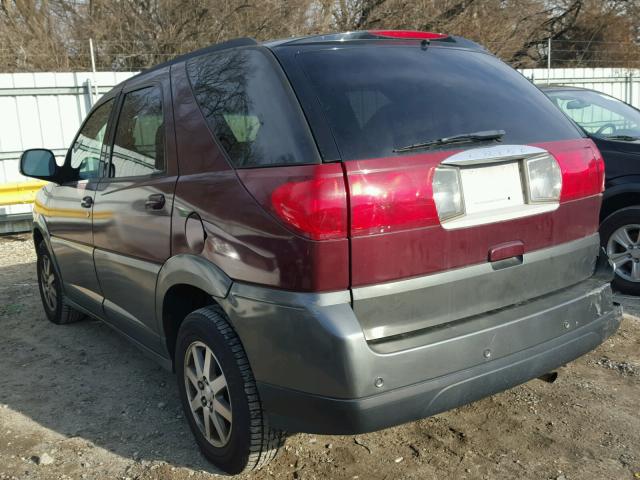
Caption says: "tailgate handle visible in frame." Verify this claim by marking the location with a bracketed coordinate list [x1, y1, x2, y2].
[489, 241, 524, 263]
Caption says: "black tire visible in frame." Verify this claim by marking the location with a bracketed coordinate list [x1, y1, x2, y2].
[600, 206, 640, 296]
[36, 242, 85, 324]
[175, 305, 283, 474]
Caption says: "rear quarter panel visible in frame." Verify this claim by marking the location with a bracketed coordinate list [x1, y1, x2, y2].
[169, 60, 349, 292]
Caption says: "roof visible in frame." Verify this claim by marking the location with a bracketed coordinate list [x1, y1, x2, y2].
[122, 30, 485, 88]
[265, 30, 483, 51]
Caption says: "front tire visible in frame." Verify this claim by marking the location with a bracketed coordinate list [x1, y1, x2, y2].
[601, 206, 640, 295]
[36, 242, 84, 324]
[175, 306, 283, 474]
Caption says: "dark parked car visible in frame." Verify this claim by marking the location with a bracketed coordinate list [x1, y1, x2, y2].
[543, 86, 640, 295]
[20, 31, 620, 474]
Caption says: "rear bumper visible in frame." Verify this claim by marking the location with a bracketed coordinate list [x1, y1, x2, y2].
[258, 302, 620, 434]
[221, 245, 621, 435]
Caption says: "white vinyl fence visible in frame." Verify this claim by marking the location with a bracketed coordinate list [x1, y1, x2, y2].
[0, 67, 639, 233]
[522, 67, 640, 107]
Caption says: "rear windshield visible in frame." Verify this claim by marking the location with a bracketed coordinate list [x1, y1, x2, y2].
[294, 45, 581, 160]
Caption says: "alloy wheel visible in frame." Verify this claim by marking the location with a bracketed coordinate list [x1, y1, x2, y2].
[606, 224, 640, 282]
[184, 341, 233, 448]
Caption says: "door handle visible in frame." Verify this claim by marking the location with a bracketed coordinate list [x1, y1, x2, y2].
[80, 196, 93, 208]
[145, 193, 165, 210]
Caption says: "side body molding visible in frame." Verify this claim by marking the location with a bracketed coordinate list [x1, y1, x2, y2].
[155, 254, 232, 333]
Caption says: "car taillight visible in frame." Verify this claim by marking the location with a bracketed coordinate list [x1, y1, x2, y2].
[238, 163, 347, 241]
[524, 154, 562, 202]
[271, 170, 347, 240]
[345, 153, 449, 236]
[593, 145, 606, 193]
[541, 139, 604, 202]
[433, 167, 464, 221]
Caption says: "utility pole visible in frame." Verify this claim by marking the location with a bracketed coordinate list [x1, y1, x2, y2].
[547, 38, 551, 85]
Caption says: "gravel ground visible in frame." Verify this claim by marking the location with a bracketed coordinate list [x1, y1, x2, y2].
[0, 234, 639, 480]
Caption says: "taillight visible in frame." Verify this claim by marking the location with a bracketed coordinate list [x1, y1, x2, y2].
[238, 163, 347, 241]
[432, 167, 464, 221]
[524, 154, 562, 202]
[540, 139, 604, 202]
[345, 153, 449, 236]
[593, 144, 606, 193]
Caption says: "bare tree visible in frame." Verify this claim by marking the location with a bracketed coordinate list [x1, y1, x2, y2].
[1, 0, 639, 72]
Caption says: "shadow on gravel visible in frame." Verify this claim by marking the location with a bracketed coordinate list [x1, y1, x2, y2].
[0, 261, 224, 474]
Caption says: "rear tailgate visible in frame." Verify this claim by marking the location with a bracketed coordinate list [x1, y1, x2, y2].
[273, 39, 604, 340]
[346, 139, 602, 286]
[346, 139, 603, 340]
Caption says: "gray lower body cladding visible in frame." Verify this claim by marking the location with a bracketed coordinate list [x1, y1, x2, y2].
[259, 301, 620, 434]
[220, 236, 621, 434]
[353, 234, 601, 340]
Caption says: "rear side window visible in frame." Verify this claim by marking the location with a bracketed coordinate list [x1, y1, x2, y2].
[294, 46, 582, 160]
[110, 86, 165, 178]
[187, 48, 319, 168]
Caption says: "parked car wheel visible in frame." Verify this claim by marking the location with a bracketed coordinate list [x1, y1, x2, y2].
[36, 242, 85, 324]
[175, 306, 283, 474]
[601, 206, 640, 295]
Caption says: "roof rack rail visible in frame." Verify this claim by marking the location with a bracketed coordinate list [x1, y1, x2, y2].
[133, 37, 258, 78]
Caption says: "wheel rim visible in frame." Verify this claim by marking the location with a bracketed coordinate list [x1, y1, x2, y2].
[184, 341, 233, 448]
[39, 254, 57, 311]
[606, 224, 640, 283]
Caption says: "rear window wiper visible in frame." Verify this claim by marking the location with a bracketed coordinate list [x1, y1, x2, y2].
[604, 134, 640, 142]
[393, 129, 506, 153]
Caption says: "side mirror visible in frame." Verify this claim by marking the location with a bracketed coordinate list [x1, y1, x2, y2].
[20, 149, 59, 182]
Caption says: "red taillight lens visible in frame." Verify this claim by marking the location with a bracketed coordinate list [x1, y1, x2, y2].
[593, 144, 606, 193]
[345, 153, 449, 236]
[539, 139, 604, 202]
[239, 163, 347, 241]
[271, 171, 347, 240]
[369, 30, 448, 40]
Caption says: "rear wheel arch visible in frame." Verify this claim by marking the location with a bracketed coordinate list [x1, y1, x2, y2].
[156, 254, 233, 367]
[162, 283, 217, 367]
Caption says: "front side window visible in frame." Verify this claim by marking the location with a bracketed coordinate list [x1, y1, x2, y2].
[110, 86, 165, 178]
[70, 99, 113, 180]
[547, 89, 640, 138]
[186, 48, 319, 168]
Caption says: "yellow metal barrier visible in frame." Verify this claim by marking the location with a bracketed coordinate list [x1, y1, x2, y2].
[0, 180, 47, 207]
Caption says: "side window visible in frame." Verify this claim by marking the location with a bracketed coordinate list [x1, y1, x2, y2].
[110, 86, 165, 178]
[186, 48, 319, 168]
[70, 99, 113, 180]
[557, 99, 625, 134]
